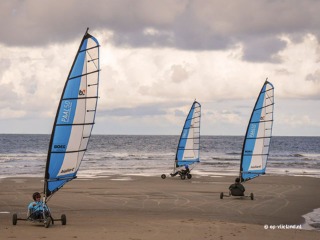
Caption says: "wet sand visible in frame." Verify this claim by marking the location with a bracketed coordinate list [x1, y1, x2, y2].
[0, 175, 320, 239]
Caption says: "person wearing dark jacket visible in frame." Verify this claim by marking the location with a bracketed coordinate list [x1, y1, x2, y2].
[229, 177, 245, 196]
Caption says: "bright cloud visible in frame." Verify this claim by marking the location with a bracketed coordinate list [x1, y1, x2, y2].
[0, 1, 319, 135]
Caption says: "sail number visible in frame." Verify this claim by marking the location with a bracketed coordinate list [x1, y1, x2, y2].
[248, 124, 257, 138]
[61, 101, 72, 123]
[79, 89, 86, 95]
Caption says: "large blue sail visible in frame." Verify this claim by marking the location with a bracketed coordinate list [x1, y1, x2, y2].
[240, 80, 274, 182]
[175, 101, 201, 168]
[44, 29, 100, 200]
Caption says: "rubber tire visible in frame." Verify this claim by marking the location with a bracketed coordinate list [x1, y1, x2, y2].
[61, 214, 67, 225]
[187, 173, 192, 179]
[180, 175, 186, 180]
[250, 193, 254, 200]
[161, 174, 166, 179]
[220, 192, 224, 199]
[12, 213, 17, 225]
[45, 217, 51, 228]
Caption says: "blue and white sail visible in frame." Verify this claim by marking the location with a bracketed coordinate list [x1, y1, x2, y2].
[240, 80, 274, 182]
[44, 29, 100, 200]
[175, 101, 201, 169]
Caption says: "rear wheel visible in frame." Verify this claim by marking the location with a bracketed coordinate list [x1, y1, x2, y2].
[44, 218, 51, 228]
[161, 174, 166, 179]
[50, 216, 54, 225]
[187, 173, 192, 179]
[12, 213, 17, 225]
[250, 193, 254, 200]
[220, 192, 224, 199]
[61, 214, 67, 225]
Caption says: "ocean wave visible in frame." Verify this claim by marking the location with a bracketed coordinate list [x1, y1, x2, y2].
[226, 152, 241, 155]
[292, 153, 304, 157]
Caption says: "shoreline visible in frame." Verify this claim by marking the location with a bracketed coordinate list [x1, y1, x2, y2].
[1, 175, 320, 239]
[1, 168, 320, 180]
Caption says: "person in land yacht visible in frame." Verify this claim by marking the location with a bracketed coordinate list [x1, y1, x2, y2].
[27, 192, 50, 219]
[170, 165, 190, 177]
[228, 177, 245, 196]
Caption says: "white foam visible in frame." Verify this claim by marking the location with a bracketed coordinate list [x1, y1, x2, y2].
[110, 177, 133, 181]
[302, 208, 320, 231]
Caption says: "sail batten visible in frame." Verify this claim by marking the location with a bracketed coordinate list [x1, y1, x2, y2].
[56, 122, 94, 126]
[44, 29, 100, 200]
[68, 70, 100, 81]
[52, 149, 87, 154]
[240, 80, 274, 183]
[79, 45, 100, 53]
[63, 96, 99, 100]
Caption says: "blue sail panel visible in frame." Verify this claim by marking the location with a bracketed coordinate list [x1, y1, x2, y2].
[175, 101, 201, 168]
[45, 30, 100, 198]
[240, 81, 274, 182]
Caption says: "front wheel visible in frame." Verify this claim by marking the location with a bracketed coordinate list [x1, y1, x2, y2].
[180, 175, 186, 180]
[12, 213, 17, 225]
[220, 192, 224, 199]
[44, 217, 51, 228]
[250, 193, 254, 200]
[51, 216, 54, 225]
[161, 174, 166, 179]
[61, 214, 67, 225]
[187, 173, 192, 179]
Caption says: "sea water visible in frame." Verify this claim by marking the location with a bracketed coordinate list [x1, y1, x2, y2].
[1, 134, 320, 230]
[1, 134, 320, 178]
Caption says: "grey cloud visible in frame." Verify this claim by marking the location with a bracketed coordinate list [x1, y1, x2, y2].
[171, 64, 189, 83]
[0, 82, 19, 108]
[306, 70, 320, 83]
[0, 58, 11, 78]
[102, 101, 194, 118]
[274, 68, 292, 75]
[174, 109, 185, 117]
[1, 0, 320, 62]
[102, 105, 166, 117]
[241, 36, 286, 62]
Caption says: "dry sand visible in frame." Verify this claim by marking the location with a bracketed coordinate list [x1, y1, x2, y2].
[1, 175, 320, 240]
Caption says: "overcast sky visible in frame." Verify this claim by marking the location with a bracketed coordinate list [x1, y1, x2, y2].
[0, 0, 319, 136]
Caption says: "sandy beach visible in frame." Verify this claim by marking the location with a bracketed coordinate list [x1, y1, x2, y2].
[1, 175, 320, 239]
